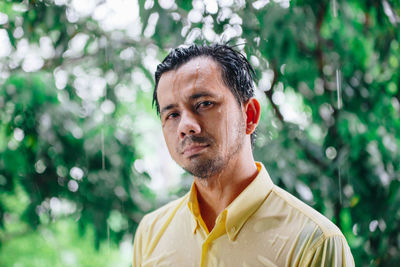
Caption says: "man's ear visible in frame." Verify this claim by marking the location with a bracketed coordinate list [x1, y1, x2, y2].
[244, 98, 261, 135]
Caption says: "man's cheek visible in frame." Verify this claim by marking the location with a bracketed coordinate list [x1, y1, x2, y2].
[163, 137, 175, 155]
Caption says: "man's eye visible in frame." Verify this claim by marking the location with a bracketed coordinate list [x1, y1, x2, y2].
[166, 113, 179, 120]
[196, 101, 213, 110]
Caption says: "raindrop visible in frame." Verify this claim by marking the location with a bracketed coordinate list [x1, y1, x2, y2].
[107, 222, 110, 255]
[335, 69, 343, 204]
[336, 69, 342, 109]
[332, 0, 338, 17]
[101, 129, 105, 170]
[338, 165, 342, 204]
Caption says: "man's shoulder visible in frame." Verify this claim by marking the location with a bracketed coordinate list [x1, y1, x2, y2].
[270, 185, 343, 237]
[139, 193, 189, 228]
[265, 186, 354, 266]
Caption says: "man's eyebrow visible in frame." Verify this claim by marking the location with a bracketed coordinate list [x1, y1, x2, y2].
[160, 104, 177, 116]
[189, 92, 216, 100]
[160, 92, 216, 115]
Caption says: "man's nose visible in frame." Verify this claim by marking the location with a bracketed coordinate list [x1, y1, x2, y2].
[177, 111, 201, 138]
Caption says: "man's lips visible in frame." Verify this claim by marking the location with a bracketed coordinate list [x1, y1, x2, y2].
[182, 144, 209, 157]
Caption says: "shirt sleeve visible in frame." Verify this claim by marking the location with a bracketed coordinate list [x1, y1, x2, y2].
[132, 218, 146, 267]
[304, 235, 355, 267]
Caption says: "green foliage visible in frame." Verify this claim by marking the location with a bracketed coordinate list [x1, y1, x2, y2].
[0, 218, 131, 267]
[0, 0, 399, 266]
[0, 70, 154, 248]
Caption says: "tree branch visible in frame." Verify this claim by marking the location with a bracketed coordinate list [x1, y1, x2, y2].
[264, 63, 284, 122]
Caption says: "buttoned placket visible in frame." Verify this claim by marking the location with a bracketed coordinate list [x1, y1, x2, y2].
[199, 210, 228, 267]
[187, 162, 273, 266]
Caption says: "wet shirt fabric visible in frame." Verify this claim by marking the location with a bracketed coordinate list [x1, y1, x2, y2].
[133, 162, 355, 267]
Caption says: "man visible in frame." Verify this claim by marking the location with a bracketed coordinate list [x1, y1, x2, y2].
[133, 44, 354, 266]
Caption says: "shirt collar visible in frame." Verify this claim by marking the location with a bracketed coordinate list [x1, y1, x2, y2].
[225, 162, 274, 240]
[187, 162, 274, 240]
[188, 182, 201, 234]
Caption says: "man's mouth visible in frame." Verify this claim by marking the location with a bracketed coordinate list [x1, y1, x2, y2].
[182, 144, 209, 157]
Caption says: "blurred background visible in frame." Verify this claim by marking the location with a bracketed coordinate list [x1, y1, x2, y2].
[0, 0, 399, 266]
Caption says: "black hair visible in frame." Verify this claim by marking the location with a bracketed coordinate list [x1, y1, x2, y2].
[153, 43, 257, 146]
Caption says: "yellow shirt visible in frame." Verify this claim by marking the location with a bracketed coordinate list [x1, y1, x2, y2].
[133, 162, 354, 267]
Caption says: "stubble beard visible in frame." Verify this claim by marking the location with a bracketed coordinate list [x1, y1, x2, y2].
[182, 118, 245, 179]
[184, 155, 224, 179]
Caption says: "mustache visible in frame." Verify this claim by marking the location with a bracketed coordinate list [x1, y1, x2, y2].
[179, 135, 213, 152]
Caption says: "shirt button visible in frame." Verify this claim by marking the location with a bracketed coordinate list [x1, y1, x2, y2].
[231, 226, 236, 233]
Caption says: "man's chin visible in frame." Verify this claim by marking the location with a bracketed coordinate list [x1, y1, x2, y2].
[182, 156, 224, 179]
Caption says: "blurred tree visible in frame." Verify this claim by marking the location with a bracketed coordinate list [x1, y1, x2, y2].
[0, 0, 399, 266]
[0, 0, 156, 251]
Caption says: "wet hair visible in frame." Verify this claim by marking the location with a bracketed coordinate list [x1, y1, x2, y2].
[153, 43, 257, 145]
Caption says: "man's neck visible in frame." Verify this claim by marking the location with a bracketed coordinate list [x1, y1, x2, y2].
[193, 150, 258, 232]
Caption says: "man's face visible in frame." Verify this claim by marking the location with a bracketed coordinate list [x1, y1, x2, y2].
[157, 57, 247, 178]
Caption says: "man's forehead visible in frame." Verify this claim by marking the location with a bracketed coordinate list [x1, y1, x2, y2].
[157, 57, 225, 101]
[168, 56, 221, 79]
